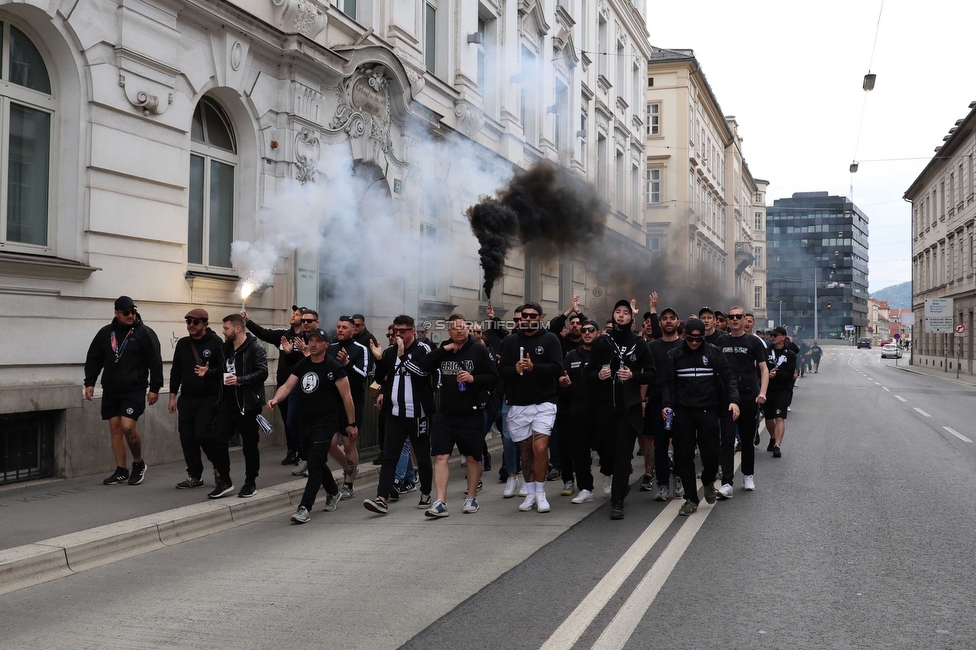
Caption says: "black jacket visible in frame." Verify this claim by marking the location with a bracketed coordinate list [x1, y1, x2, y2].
[767, 346, 797, 391]
[498, 329, 564, 406]
[549, 312, 588, 357]
[646, 338, 681, 405]
[219, 333, 269, 413]
[246, 320, 304, 386]
[661, 341, 739, 410]
[561, 345, 594, 416]
[417, 338, 499, 416]
[376, 339, 434, 419]
[84, 315, 163, 394]
[170, 328, 223, 398]
[586, 331, 656, 411]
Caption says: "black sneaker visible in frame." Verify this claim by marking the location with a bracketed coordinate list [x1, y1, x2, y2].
[208, 479, 235, 499]
[498, 466, 509, 482]
[281, 451, 297, 466]
[610, 503, 624, 520]
[639, 474, 653, 491]
[175, 475, 204, 489]
[703, 482, 717, 504]
[767, 439, 776, 452]
[417, 493, 432, 509]
[399, 481, 417, 494]
[371, 457, 383, 466]
[127, 461, 147, 485]
[363, 497, 388, 515]
[103, 466, 129, 485]
[387, 486, 400, 501]
[772, 446, 782, 458]
[483, 451, 492, 471]
[754, 430, 761, 446]
[238, 482, 257, 498]
[546, 467, 561, 481]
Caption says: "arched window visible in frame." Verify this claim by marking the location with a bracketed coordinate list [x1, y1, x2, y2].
[0, 20, 55, 251]
[188, 96, 236, 270]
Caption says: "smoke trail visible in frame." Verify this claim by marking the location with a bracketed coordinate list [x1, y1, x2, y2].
[466, 161, 606, 298]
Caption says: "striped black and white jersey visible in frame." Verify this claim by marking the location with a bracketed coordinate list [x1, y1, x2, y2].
[376, 339, 434, 419]
[661, 341, 739, 410]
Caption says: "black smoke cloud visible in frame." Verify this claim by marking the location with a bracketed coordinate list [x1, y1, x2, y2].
[467, 161, 606, 299]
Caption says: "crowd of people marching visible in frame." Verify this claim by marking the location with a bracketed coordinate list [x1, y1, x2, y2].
[82, 293, 823, 524]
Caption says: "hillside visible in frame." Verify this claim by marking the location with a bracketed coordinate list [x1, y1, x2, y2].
[870, 281, 911, 309]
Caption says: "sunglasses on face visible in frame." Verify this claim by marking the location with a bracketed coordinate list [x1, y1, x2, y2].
[581, 327, 598, 333]
[521, 312, 541, 319]
[395, 327, 412, 334]
[685, 335, 704, 343]
[301, 318, 318, 324]
[728, 314, 744, 320]
[185, 318, 206, 326]
[117, 309, 137, 317]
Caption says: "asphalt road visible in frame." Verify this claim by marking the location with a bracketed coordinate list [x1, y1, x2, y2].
[2, 347, 974, 650]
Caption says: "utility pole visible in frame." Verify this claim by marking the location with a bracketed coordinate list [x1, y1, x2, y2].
[813, 266, 819, 340]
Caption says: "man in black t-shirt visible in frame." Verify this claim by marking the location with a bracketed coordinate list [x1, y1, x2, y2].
[763, 327, 797, 458]
[646, 307, 683, 500]
[714, 305, 769, 495]
[268, 327, 358, 524]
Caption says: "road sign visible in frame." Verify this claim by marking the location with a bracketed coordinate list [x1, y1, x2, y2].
[894, 333, 901, 339]
[925, 298, 954, 333]
[844, 324, 855, 331]
[955, 323, 966, 337]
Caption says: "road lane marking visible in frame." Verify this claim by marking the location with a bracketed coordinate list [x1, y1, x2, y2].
[944, 427, 973, 443]
[895, 396, 907, 402]
[883, 387, 890, 392]
[914, 408, 931, 417]
[873, 382, 881, 385]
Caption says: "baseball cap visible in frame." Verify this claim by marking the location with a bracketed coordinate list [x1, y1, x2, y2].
[642, 311, 652, 321]
[660, 307, 678, 318]
[522, 301, 543, 315]
[698, 306, 714, 317]
[114, 295, 135, 311]
[771, 326, 788, 336]
[685, 318, 705, 335]
[184, 308, 209, 320]
[308, 327, 330, 341]
[291, 305, 307, 313]
[714, 310, 726, 319]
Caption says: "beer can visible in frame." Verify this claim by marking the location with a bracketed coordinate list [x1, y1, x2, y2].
[664, 409, 674, 431]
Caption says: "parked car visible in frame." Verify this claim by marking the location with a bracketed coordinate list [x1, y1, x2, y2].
[857, 337, 872, 349]
[881, 344, 903, 359]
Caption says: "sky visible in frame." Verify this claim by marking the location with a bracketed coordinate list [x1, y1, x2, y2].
[647, 0, 976, 293]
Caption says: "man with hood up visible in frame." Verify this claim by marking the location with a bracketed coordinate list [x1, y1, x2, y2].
[586, 300, 657, 520]
[84, 295, 163, 486]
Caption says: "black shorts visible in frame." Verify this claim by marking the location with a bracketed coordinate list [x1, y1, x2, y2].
[430, 412, 485, 461]
[101, 390, 146, 421]
[762, 390, 793, 420]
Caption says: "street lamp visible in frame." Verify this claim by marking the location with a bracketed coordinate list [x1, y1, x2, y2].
[779, 300, 783, 327]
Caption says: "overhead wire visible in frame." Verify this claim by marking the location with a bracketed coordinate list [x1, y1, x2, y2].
[850, 0, 886, 198]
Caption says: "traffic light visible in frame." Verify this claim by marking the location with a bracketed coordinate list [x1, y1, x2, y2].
[827, 302, 832, 309]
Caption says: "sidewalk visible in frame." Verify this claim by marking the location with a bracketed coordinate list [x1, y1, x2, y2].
[883, 356, 976, 388]
[0, 436, 503, 595]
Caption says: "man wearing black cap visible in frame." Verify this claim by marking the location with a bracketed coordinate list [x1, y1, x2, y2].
[661, 318, 740, 516]
[242, 305, 307, 466]
[210, 314, 269, 499]
[268, 327, 356, 524]
[763, 327, 797, 458]
[646, 307, 683, 501]
[84, 296, 163, 486]
[587, 300, 656, 520]
[498, 301, 564, 513]
[698, 307, 723, 345]
[168, 308, 225, 489]
[560, 319, 600, 504]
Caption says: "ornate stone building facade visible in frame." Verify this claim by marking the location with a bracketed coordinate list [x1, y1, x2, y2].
[0, 0, 653, 480]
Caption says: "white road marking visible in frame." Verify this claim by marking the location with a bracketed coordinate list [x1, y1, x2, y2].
[883, 387, 890, 392]
[943, 427, 973, 443]
[895, 396, 907, 402]
[873, 382, 881, 385]
[914, 407, 931, 417]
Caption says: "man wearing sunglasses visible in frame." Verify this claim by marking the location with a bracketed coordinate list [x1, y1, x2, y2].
[499, 302, 564, 513]
[661, 318, 740, 516]
[646, 307, 683, 501]
[243, 304, 308, 466]
[85, 296, 163, 487]
[714, 306, 769, 496]
[168, 308, 225, 490]
[559, 320, 601, 504]
[763, 327, 797, 458]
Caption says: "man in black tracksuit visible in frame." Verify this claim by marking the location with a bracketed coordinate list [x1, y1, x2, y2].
[559, 320, 600, 503]
[661, 318, 740, 516]
[211, 314, 269, 499]
[168, 308, 224, 489]
[244, 305, 307, 465]
[646, 307, 683, 500]
[587, 300, 656, 520]
[84, 295, 163, 486]
[364, 315, 435, 514]
[327, 315, 371, 499]
[414, 314, 499, 517]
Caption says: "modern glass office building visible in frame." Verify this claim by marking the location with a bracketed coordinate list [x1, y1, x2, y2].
[766, 192, 869, 340]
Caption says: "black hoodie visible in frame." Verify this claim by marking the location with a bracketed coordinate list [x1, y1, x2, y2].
[170, 328, 224, 398]
[84, 315, 163, 394]
[586, 325, 655, 410]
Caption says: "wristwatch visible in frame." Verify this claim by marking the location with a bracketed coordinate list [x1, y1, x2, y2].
[346, 421, 358, 428]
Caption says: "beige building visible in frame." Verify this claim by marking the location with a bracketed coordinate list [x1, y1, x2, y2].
[644, 47, 765, 313]
[906, 100, 976, 374]
[0, 0, 655, 481]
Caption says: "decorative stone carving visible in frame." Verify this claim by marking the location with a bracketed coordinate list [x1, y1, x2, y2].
[119, 74, 172, 116]
[231, 41, 243, 70]
[271, 0, 328, 39]
[327, 64, 394, 156]
[404, 65, 425, 94]
[295, 127, 321, 184]
[295, 83, 322, 123]
[454, 101, 485, 138]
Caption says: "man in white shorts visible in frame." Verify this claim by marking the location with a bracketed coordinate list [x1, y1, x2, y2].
[499, 302, 565, 513]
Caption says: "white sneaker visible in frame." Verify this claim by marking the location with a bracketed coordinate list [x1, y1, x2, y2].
[292, 460, 308, 476]
[571, 489, 594, 504]
[718, 483, 733, 500]
[518, 493, 537, 512]
[503, 476, 519, 498]
[518, 477, 528, 497]
[536, 491, 550, 513]
[603, 474, 612, 496]
[673, 477, 685, 498]
[743, 475, 756, 491]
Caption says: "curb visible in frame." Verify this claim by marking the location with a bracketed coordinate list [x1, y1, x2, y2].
[886, 363, 976, 388]
[0, 436, 505, 596]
